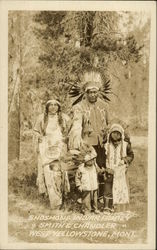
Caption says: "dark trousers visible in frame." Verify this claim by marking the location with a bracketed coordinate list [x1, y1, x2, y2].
[103, 174, 113, 209]
[93, 144, 106, 198]
[93, 144, 106, 168]
[81, 190, 98, 212]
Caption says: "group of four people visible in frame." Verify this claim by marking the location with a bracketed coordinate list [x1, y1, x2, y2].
[34, 70, 134, 214]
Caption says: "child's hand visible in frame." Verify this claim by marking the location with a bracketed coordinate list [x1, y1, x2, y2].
[103, 173, 107, 181]
[78, 186, 82, 192]
[122, 157, 128, 164]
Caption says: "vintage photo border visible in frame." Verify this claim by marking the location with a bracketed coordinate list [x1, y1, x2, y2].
[0, 1, 156, 249]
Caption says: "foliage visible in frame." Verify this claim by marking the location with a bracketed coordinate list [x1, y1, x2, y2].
[33, 11, 144, 96]
[8, 11, 150, 162]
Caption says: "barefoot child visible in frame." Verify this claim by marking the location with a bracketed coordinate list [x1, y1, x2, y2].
[103, 124, 134, 212]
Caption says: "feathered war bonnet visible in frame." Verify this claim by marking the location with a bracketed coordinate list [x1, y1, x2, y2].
[69, 69, 112, 105]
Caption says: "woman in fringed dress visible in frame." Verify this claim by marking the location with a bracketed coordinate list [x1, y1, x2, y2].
[34, 99, 71, 209]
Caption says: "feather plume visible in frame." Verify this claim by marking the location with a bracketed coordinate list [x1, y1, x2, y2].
[72, 93, 84, 106]
[99, 92, 111, 102]
[69, 72, 112, 105]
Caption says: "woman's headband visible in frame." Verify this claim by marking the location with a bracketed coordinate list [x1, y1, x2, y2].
[46, 99, 61, 107]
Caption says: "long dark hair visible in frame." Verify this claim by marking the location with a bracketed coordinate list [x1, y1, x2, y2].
[43, 101, 65, 135]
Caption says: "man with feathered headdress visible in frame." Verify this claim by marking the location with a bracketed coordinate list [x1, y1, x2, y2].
[68, 69, 111, 169]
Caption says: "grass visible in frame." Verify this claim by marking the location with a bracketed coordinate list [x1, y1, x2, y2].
[8, 136, 147, 244]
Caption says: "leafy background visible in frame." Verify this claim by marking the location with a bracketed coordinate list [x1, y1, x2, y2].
[8, 11, 150, 161]
[8, 11, 150, 243]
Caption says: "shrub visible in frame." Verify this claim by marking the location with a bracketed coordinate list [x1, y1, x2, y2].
[8, 157, 37, 195]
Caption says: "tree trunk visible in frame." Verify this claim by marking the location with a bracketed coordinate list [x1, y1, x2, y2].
[8, 12, 21, 161]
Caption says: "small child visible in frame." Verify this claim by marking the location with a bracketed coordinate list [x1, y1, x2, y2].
[44, 159, 70, 210]
[103, 124, 134, 212]
[75, 146, 101, 215]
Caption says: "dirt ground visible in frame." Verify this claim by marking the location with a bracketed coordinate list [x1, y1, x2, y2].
[8, 135, 147, 244]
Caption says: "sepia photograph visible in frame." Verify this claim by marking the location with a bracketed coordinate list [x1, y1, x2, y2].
[0, 1, 156, 249]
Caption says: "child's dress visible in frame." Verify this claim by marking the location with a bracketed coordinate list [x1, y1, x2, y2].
[44, 164, 70, 209]
[44, 164, 63, 208]
[106, 142, 129, 205]
[104, 125, 134, 210]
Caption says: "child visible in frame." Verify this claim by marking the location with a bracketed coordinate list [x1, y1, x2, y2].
[75, 146, 101, 215]
[44, 159, 70, 210]
[103, 124, 134, 212]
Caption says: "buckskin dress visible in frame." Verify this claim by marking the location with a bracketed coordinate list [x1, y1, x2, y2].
[34, 113, 70, 209]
